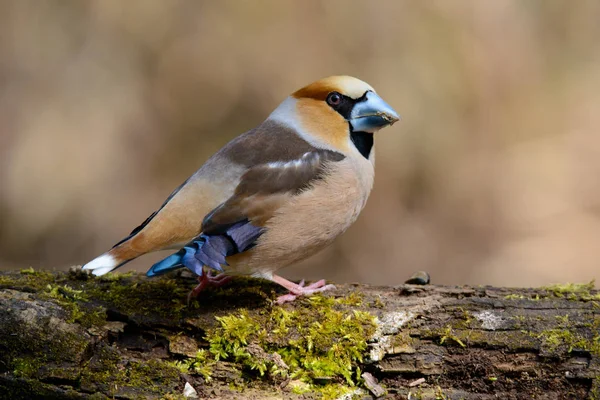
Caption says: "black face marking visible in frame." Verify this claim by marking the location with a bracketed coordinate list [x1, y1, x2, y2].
[350, 131, 374, 159]
[326, 91, 367, 119]
[325, 91, 373, 159]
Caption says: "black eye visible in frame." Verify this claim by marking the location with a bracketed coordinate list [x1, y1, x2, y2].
[326, 92, 342, 107]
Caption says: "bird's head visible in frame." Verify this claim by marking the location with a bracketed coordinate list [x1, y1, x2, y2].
[269, 76, 399, 157]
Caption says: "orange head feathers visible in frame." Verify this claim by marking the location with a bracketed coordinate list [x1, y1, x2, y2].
[272, 76, 399, 153]
[292, 75, 375, 101]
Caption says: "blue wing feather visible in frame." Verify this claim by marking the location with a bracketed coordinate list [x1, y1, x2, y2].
[146, 220, 262, 277]
[146, 252, 185, 277]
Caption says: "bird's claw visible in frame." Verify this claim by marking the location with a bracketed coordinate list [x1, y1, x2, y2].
[276, 279, 336, 304]
[187, 270, 232, 304]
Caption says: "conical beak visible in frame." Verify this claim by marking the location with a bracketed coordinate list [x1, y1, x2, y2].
[349, 91, 400, 133]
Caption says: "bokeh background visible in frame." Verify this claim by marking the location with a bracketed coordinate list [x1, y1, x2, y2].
[1, 0, 600, 287]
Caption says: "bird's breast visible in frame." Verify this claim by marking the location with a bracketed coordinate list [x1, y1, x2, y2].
[230, 156, 374, 274]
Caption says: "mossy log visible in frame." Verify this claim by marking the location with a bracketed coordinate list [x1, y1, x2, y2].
[1, 268, 599, 400]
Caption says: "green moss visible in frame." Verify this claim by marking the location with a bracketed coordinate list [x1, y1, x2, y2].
[511, 315, 526, 329]
[169, 349, 215, 381]
[77, 308, 108, 328]
[421, 325, 539, 352]
[3, 320, 89, 381]
[335, 291, 364, 307]
[19, 267, 39, 275]
[12, 357, 44, 378]
[0, 271, 108, 329]
[0, 269, 55, 291]
[162, 394, 188, 400]
[42, 284, 107, 328]
[86, 276, 189, 318]
[370, 296, 385, 309]
[0, 376, 97, 400]
[555, 314, 570, 327]
[449, 307, 474, 329]
[97, 271, 135, 282]
[45, 329, 90, 364]
[518, 311, 600, 367]
[8, 271, 186, 328]
[590, 379, 600, 400]
[542, 281, 600, 301]
[127, 360, 181, 387]
[81, 345, 181, 396]
[202, 293, 377, 399]
[504, 293, 541, 301]
[44, 284, 86, 323]
[3, 271, 383, 398]
[46, 284, 88, 302]
[536, 328, 578, 353]
[439, 325, 466, 348]
[389, 331, 415, 354]
[315, 384, 355, 399]
[1, 273, 107, 384]
[534, 326, 600, 356]
[434, 385, 449, 400]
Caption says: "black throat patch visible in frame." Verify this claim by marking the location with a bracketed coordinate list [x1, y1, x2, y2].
[328, 92, 374, 160]
[350, 131, 374, 159]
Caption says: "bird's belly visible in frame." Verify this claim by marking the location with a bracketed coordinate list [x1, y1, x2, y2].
[226, 159, 374, 276]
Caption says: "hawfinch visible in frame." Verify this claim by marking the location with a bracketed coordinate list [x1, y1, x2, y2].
[83, 76, 399, 303]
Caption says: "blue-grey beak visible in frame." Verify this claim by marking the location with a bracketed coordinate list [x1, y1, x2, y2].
[349, 91, 400, 133]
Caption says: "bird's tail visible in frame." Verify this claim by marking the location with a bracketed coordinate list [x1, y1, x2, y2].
[82, 251, 124, 276]
[82, 242, 143, 276]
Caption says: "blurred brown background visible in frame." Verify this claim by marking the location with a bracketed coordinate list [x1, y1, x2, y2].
[1, 0, 599, 287]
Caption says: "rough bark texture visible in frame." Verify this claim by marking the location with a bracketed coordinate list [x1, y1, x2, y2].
[0, 268, 599, 400]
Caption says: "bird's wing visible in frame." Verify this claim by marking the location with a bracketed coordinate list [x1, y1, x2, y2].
[146, 149, 345, 276]
[202, 150, 345, 233]
[107, 121, 318, 259]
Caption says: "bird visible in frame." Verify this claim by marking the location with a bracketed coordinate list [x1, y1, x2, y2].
[82, 75, 399, 303]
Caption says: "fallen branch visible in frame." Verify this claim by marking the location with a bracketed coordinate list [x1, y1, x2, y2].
[0, 268, 598, 399]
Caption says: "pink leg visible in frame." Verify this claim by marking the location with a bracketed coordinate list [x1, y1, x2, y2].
[187, 270, 232, 303]
[271, 275, 336, 304]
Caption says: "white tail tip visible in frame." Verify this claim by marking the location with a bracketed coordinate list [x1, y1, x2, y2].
[82, 254, 118, 276]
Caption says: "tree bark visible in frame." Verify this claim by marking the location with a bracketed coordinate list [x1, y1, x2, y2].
[0, 268, 598, 399]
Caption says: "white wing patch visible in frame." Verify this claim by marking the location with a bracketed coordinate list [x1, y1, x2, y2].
[266, 152, 314, 169]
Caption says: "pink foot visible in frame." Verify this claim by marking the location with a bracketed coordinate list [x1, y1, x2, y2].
[271, 276, 336, 304]
[187, 270, 232, 303]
